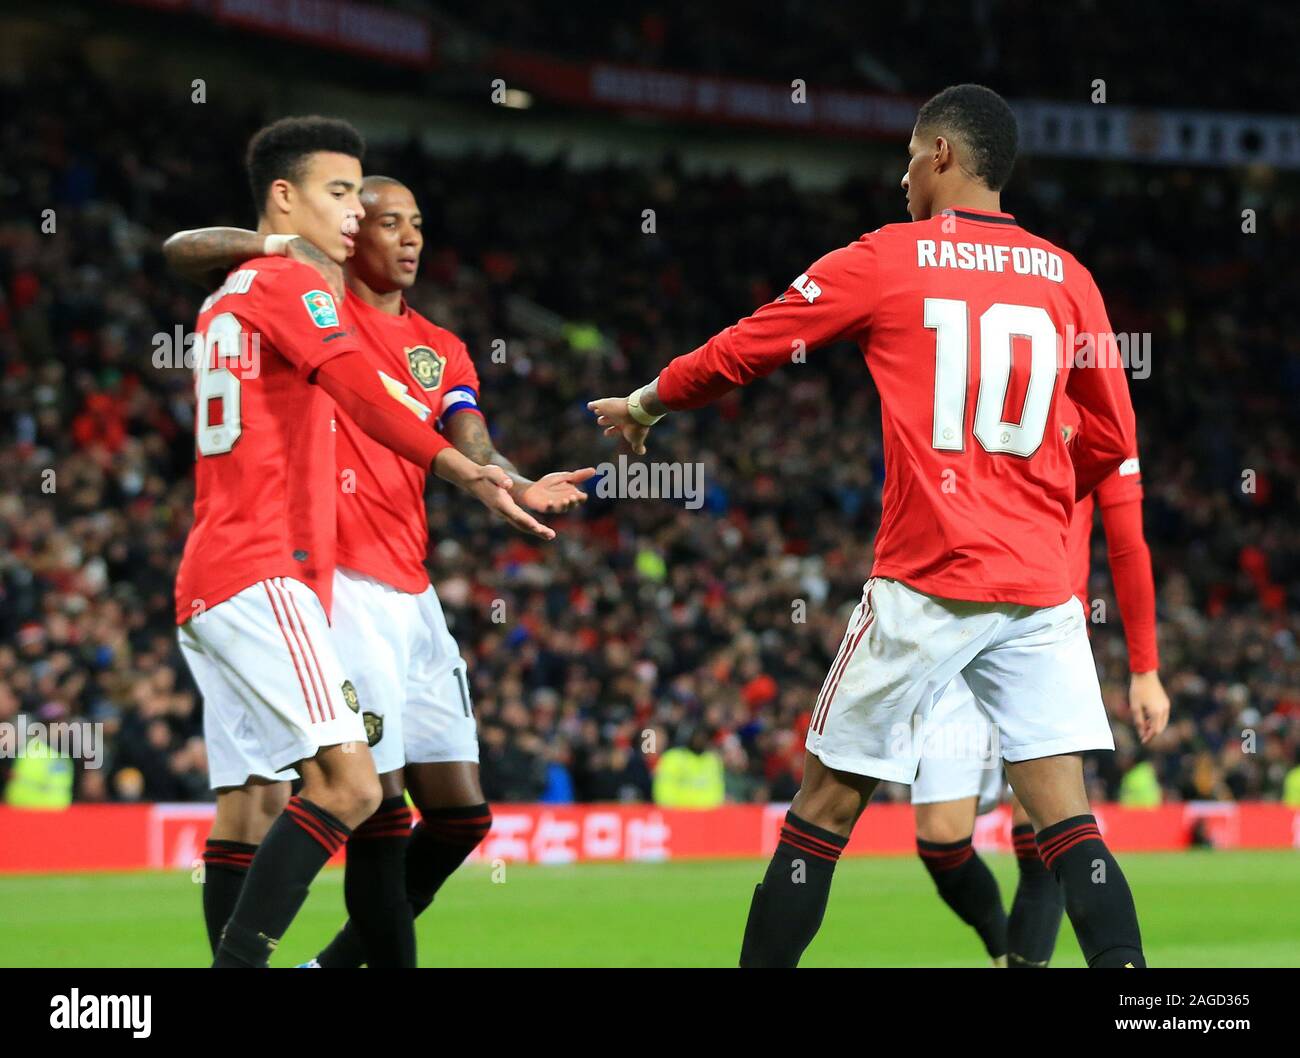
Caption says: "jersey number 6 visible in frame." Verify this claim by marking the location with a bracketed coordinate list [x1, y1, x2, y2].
[194, 312, 244, 456]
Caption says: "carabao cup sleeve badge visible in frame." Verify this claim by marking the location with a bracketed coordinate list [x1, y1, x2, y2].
[301, 290, 340, 328]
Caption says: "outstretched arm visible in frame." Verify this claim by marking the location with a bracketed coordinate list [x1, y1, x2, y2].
[162, 227, 344, 298]
[588, 240, 875, 453]
[315, 353, 554, 540]
[444, 410, 594, 513]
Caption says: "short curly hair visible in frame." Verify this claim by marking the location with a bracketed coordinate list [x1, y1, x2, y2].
[915, 84, 1018, 191]
[245, 115, 365, 214]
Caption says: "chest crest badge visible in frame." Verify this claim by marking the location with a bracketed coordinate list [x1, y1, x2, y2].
[406, 345, 446, 391]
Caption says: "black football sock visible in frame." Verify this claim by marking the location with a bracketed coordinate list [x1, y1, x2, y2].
[331, 797, 416, 968]
[316, 798, 416, 968]
[212, 796, 350, 968]
[916, 835, 1008, 959]
[1037, 814, 1145, 968]
[1007, 823, 1065, 967]
[316, 802, 492, 968]
[405, 803, 494, 916]
[739, 810, 848, 968]
[201, 839, 255, 956]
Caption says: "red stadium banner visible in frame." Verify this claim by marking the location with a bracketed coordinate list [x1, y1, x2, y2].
[491, 48, 918, 141]
[490, 49, 1300, 169]
[0, 802, 1296, 874]
[114, 0, 435, 68]
[214, 0, 433, 68]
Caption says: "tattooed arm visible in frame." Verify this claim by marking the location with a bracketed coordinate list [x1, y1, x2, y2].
[444, 411, 594, 513]
[161, 226, 344, 297]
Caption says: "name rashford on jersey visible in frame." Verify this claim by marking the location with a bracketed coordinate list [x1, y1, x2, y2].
[658, 208, 1137, 608]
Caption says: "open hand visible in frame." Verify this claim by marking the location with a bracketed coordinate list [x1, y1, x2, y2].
[467, 464, 556, 540]
[521, 468, 597, 513]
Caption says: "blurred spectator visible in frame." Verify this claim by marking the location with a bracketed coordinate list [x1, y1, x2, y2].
[653, 727, 725, 808]
[3, 736, 73, 809]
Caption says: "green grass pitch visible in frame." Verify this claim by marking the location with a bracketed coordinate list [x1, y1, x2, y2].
[2, 851, 1297, 967]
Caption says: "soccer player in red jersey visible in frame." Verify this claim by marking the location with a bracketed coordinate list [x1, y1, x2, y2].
[591, 85, 1148, 967]
[171, 117, 555, 968]
[907, 405, 1170, 966]
[167, 174, 592, 965]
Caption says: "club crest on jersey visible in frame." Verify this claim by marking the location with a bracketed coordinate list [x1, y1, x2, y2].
[302, 290, 340, 329]
[406, 345, 445, 391]
[341, 680, 360, 713]
[363, 711, 383, 747]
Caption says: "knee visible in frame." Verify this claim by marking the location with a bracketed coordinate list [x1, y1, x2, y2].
[252, 784, 291, 837]
[914, 794, 979, 845]
[789, 754, 875, 837]
[217, 782, 289, 844]
[791, 788, 859, 837]
[318, 773, 383, 828]
[1008, 793, 1032, 830]
[350, 776, 384, 823]
[470, 805, 493, 848]
[915, 816, 975, 846]
[916, 833, 974, 881]
[414, 802, 493, 850]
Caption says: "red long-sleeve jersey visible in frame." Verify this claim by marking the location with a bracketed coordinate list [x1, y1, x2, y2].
[335, 295, 484, 594]
[176, 258, 361, 624]
[657, 208, 1137, 607]
[175, 259, 451, 624]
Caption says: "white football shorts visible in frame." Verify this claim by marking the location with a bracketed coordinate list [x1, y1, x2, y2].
[329, 567, 478, 774]
[806, 577, 1113, 784]
[180, 576, 368, 790]
[909, 674, 1006, 816]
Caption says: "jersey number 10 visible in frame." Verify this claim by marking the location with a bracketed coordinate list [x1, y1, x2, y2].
[925, 298, 1057, 458]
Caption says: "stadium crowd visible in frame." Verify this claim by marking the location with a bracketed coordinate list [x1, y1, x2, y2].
[2, 58, 1299, 809]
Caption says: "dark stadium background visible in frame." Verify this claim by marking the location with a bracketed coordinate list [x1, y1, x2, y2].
[1, 0, 1298, 829]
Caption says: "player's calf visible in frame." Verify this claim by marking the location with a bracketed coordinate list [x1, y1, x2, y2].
[914, 799, 1007, 961]
[201, 839, 257, 955]
[212, 795, 354, 968]
[338, 791, 417, 968]
[298, 742, 384, 828]
[1007, 756, 1145, 968]
[739, 752, 873, 968]
[316, 762, 491, 968]
[202, 781, 289, 955]
[1006, 795, 1065, 967]
[212, 745, 380, 967]
[404, 800, 493, 916]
